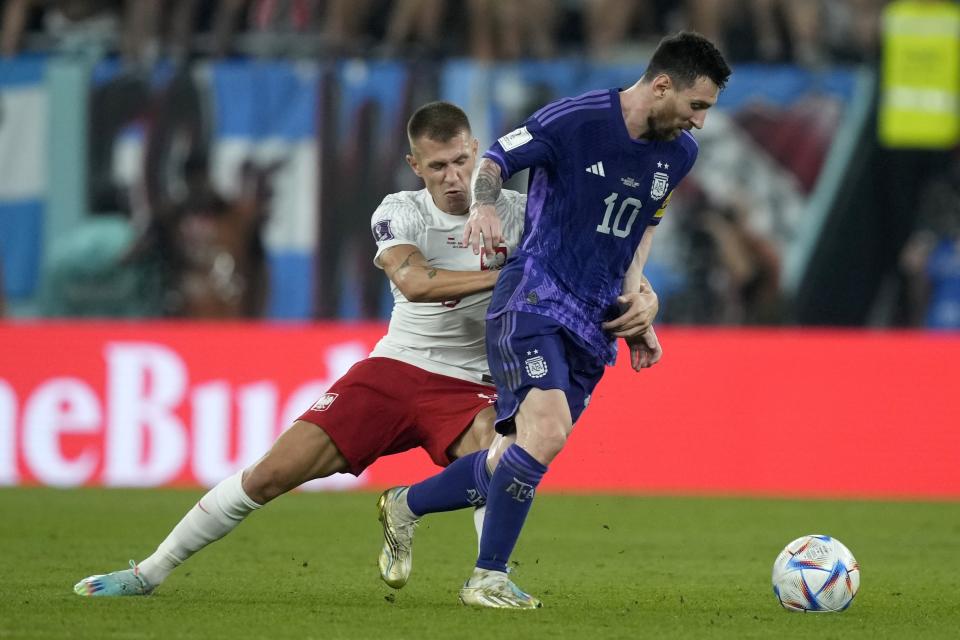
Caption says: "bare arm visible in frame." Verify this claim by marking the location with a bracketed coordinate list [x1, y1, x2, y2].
[473, 157, 503, 207]
[622, 225, 656, 294]
[463, 158, 504, 256]
[599, 226, 662, 371]
[379, 244, 499, 303]
[602, 226, 659, 337]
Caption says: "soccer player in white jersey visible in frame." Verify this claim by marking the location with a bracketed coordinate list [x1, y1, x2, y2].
[73, 101, 526, 597]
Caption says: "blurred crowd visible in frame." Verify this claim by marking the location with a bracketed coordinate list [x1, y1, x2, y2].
[3, 0, 885, 65]
[899, 150, 960, 330]
[5, 1, 953, 329]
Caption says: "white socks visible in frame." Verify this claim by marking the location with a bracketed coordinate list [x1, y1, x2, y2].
[138, 470, 262, 587]
[473, 505, 486, 554]
[396, 486, 421, 523]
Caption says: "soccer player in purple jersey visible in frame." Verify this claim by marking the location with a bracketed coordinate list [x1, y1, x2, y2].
[379, 32, 731, 608]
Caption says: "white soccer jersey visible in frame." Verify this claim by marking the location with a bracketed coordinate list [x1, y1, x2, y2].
[369, 188, 526, 383]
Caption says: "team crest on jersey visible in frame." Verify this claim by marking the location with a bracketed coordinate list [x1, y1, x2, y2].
[524, 350, 548, 379]
[310, 393, 339, 412]
[498, 126, 532, 151]
[480, 246, 507, 270]
[373, 219, 394, 241]
[650, 172, 670, 201]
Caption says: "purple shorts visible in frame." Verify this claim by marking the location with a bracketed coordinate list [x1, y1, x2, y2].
[485, 311, 606, 434]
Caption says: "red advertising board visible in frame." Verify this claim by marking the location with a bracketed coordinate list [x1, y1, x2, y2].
[1, 323, 958, 498]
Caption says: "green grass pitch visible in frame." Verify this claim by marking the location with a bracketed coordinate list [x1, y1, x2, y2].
[1, 487, 959, 639]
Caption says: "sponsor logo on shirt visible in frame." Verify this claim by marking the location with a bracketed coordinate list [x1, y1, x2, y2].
[585, 161, 605, 176]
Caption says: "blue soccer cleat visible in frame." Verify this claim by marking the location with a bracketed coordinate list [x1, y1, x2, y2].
[74, 560, 154, 597]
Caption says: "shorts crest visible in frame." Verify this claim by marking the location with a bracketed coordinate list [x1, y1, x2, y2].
[524, 350, 548, 379]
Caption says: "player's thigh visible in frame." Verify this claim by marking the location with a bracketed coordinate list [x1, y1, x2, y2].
[447, 405, 497, 460]
[243, 420, 349, 503]
[298, 357, 428, 474]
[486, 311, 598, 427]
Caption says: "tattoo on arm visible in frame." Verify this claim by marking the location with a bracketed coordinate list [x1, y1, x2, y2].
[473, 160, 502, 206]
[388, 249, 421, 279]
[389, 249, 439, 281]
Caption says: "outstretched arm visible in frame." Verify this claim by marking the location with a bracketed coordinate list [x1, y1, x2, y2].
[379, 244, 499, 303]
[463, 158, 504, 257]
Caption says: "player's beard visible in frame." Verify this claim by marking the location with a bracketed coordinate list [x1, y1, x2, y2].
[644, 116, 681, 142]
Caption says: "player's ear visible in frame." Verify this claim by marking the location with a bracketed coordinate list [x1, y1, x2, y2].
[405, 153, 422, 178]
[653, 73, 672, 98]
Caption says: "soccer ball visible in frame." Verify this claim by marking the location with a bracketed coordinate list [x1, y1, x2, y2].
[771, 534, 860, 612]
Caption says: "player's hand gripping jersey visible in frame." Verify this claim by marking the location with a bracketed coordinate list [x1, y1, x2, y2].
[369, 188, 526, 383]
[483, 88, 698, 364]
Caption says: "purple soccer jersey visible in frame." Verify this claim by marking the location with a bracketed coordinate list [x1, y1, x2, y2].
[484, 88, 698, 364]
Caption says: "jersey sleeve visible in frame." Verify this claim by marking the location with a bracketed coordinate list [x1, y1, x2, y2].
[649, 191, 674, 226]
[650, 134, 699, 226]
[675, 131, 700, 181]
[371, 194, 426, 268]
[483, 114, 560, 181]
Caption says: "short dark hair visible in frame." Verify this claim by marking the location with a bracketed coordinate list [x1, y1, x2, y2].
[642, 31, 731, 91]
[407, 102, 471, 150]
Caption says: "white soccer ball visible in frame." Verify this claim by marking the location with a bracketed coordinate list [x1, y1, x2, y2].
[771, 534, 860, 612]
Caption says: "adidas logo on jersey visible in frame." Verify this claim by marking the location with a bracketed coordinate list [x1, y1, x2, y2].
[585, 162, 605, 176]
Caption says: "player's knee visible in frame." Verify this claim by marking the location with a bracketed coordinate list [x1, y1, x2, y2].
[518, 417, 568, 463]
[536, 427, 568, 461]
[242, 461, 296, 504]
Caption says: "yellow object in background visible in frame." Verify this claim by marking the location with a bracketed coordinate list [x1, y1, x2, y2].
[879, 0, 960, 149]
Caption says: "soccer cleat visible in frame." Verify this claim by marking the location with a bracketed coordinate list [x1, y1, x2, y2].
[74, 560, 154, 597]
[458, 568, 542, 609]
[377, 487, 419, 589]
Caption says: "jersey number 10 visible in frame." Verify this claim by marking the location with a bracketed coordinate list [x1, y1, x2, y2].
[596, 192, 642, 238]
